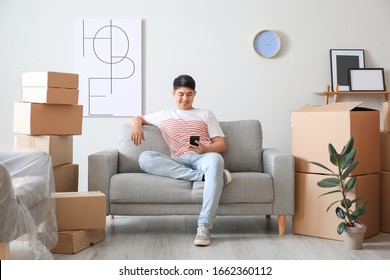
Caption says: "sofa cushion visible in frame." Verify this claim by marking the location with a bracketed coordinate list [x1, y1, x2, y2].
[118, 124, 170, 173]
[109, 172, 273, 204]
[220, 120, 263, 172]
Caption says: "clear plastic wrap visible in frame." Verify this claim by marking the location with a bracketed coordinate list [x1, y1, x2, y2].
[0, 146, 57, 259]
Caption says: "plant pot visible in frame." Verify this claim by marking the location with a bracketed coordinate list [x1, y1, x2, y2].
[342, 223, 367, 250]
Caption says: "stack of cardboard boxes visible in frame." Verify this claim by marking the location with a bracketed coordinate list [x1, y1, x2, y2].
[51, 192, 106, 254]
[380, 102, 390, 233]
[14, 71, 82, 192]
[291, 102, 381, 241]
[13, 71, 106, 254]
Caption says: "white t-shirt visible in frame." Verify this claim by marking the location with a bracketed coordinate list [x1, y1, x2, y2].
[144, 108, 225, 157]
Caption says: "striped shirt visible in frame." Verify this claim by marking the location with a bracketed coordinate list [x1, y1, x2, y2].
[144, 108, 225, 157]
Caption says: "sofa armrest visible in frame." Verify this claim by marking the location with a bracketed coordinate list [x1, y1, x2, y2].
[88, 149, 118, 215]
[262, 148, 295, 215]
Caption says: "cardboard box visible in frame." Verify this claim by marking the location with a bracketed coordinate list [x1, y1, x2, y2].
[53, 191, 106, 231]
[293, 172, 380, 240]
[22, 72, 79, 89]
[380, 172, 390, 233]
[51, 229, 105, 254]
[14, 134, 73, 166]
[381, 131, 390, 171]
[22, 87, 79, 105]
[13, 102, 83, 135]
[291, 102, 380, 175]
[383, 102, 390, 132]
[53, 164, 79, 192]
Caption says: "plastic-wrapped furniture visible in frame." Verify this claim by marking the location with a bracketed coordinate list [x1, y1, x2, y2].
[89, 120, 295, 235]
[0, 147, 57, 259]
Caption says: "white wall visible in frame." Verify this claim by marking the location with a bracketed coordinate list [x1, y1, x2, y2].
[1, 0, 390, 190]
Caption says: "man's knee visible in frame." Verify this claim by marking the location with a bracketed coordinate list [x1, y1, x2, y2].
[139, 151, 159, 170]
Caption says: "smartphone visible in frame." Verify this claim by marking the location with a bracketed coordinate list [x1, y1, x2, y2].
[190, 136, 200, 146]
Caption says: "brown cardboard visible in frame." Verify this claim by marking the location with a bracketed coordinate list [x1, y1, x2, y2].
[22, 87, 79, 105]
[383, 102, 390, 132]
[53, 164, 79, 192]
[53, 191, 106, 231]
[293, 172, 380, 241]
[51, 229, 105, 254]
[381, 131, 390, 171]
[380, 172, 390, 233]
[13, 102, 83, 135]
[14, 134, 73, 166]
[291, 102, 380, 175]
[22, 72, 79, 89]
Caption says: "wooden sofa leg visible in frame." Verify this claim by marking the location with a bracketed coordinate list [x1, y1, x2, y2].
[0, 242, 10, 260]
[266, 215, 271, 219]
[110, 214, 115, 219]
[278, 215, 286, 236]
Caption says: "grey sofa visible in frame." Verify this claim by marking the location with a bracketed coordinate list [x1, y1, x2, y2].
[88, 119, 294, 235]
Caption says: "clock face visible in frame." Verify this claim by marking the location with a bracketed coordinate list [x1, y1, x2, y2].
[253, 30, 281, 58]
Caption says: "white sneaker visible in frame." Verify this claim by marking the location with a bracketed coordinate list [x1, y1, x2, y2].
[194, 226, 211, 246]
[223, 169, 232, 185]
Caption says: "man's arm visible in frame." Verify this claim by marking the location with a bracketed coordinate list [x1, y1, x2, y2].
[130, 116, 148, 146]
[190, 136, 226, 154]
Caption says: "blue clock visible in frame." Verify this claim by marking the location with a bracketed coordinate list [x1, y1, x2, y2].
[253, 30, 281, 58]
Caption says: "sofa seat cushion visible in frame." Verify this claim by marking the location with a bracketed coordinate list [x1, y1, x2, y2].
[110, 172, 273, 204]
[110, 173, 195, 204]
[12, 176, 49, 209]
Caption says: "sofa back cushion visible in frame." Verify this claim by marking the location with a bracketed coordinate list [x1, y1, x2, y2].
[220, 120, 263, 172]
[118, 119, 263, 173]
[118, 124, 170, 173]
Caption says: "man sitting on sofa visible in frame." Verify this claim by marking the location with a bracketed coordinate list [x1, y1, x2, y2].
[129, 74, 232, 246]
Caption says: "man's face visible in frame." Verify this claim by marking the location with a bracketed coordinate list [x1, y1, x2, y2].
[172, 87, 196, 110]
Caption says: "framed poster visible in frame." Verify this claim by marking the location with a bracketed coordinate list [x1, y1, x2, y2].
[330, 49, 365, 92]
[349, 68, 386, 91]
[75, 18, 142, 117]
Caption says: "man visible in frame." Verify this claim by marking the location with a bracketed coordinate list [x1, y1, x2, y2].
[130, 74, 232, 246]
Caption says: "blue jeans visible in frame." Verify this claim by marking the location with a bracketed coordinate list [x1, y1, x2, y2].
[138, 151, 225, 229]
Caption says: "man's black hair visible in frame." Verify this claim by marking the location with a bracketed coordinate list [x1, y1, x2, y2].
[173, 75, 196, 91]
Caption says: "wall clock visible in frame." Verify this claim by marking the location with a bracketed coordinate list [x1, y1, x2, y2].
[253, 30, 281, 58]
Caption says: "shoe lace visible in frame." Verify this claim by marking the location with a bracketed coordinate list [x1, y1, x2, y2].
[197, 227, 209, 238]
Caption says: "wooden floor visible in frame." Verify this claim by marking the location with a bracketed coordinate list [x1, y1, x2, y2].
[8, 215, 390, 260]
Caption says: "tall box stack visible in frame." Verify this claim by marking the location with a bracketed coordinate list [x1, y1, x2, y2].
[291, 102, 380, 241]
[380, 102, 390, 233]
[13, 72, 82, 192]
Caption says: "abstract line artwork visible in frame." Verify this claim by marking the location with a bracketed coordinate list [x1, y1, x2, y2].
[75, 19, 142, 116]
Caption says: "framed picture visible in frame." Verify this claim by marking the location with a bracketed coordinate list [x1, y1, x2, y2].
[330, 49, 365, 91]
[349, 68, 386, 91]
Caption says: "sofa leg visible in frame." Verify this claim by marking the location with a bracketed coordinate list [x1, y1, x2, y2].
[266, 215, 271, 219]
[0, 242, 10, 260]
[110, 214, 115, 219]
[278, 215, 286, 236]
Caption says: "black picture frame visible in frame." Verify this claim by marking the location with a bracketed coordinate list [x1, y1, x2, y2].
[330, 49, 365, 91]
[349, 68, 386, 91]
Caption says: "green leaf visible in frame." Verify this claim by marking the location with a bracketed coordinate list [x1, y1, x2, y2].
[350, 208, 367, 220]
[341, 137, 354, 156]
[318, 189, 342, 198]
[344, 176, 357, 192]
[308, 161, 335, 174]
[337, 222, 346, 235]
[328, 143, 338, 156]
[341, 148, 357, 169]
[330, 153, 344, 167]
[341, 198, 352, 209]
[336, 207, 345, 219]
[357, 200, 368, 210]
[326, 200, 341, 212]
[317, 178, 340, 188]
[341, 161, 359, 180]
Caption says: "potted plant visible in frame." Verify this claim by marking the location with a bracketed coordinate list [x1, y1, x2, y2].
[309, 137, 368, 250]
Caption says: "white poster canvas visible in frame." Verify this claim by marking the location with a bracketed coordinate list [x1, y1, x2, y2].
[75, 18, 142, 116]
